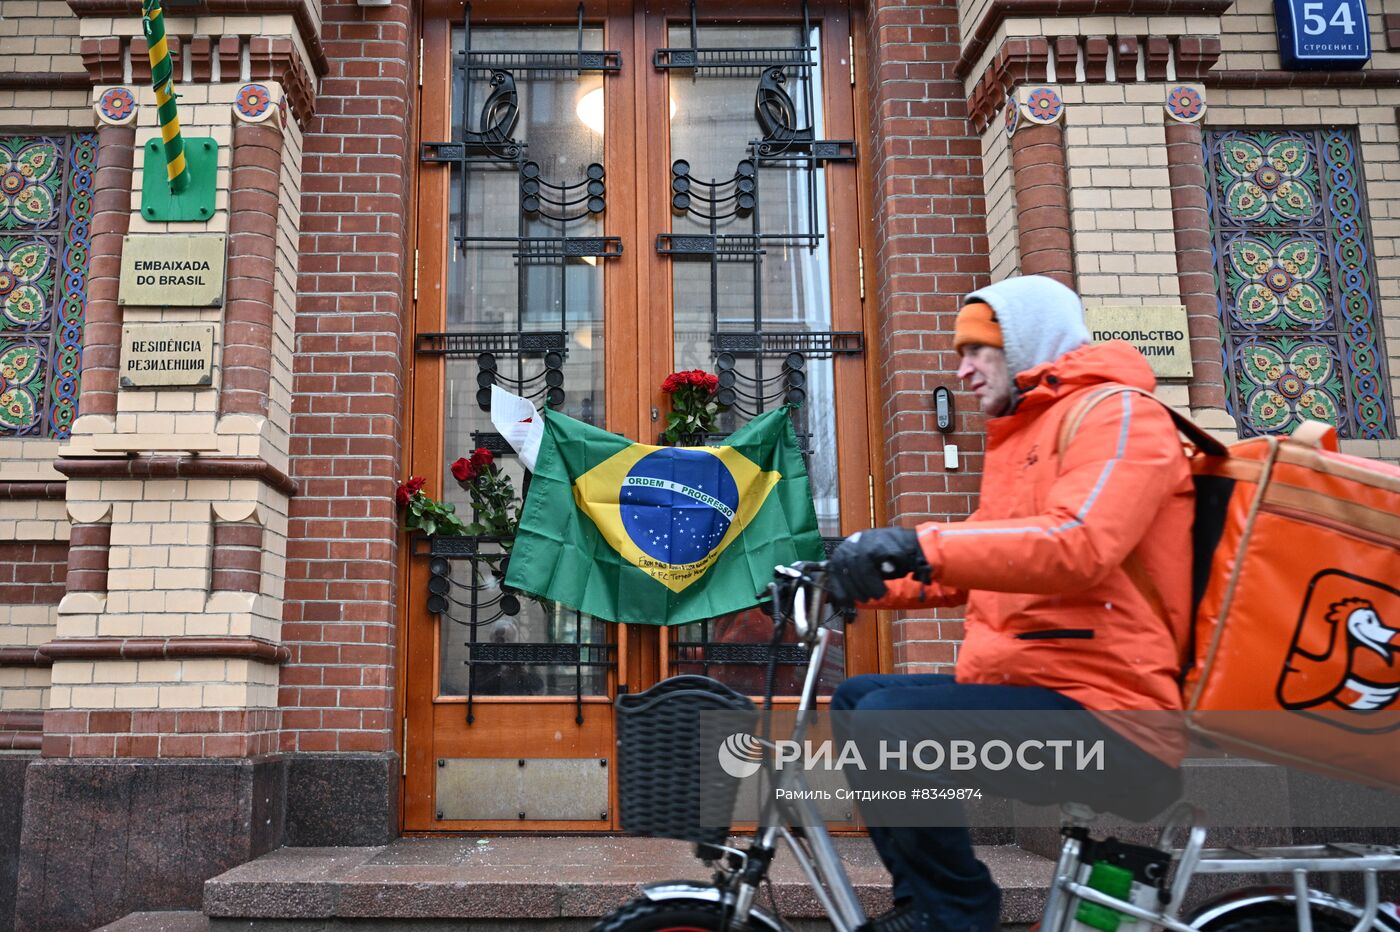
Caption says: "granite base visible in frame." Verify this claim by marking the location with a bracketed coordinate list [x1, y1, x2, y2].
[284, 753, 398, 848]
[13, 758, 285, 932]
[0, 756, 35, 932]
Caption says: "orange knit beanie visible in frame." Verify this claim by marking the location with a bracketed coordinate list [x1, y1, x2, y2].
[953, 301, 1003, 352]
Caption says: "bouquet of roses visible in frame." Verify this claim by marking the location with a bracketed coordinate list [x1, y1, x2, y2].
[660, 368, 726, 445]
[395, 476, 468, 537]
[451, 447, 520, 539]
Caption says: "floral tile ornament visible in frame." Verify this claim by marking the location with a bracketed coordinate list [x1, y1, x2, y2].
[96, 87, 138, 126]
[1207, 129, 1391, 439]
[0, 138, 59, 230]
[1020, 87, 1064, 125]
[1215, 133, 1317, 226]
[1165, 86, 1205, 123]
[0, 239, 55, 329]
[233, 83, 278, 124]
[1224, 232, 1329, 328]
[1005, 96, 1020, 137]
[1234, 337, 1343, 433]
[0, 337, 46, 434]
[0, 134, 94, 439]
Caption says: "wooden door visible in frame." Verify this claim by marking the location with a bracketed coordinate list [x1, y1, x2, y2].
[403, 0, 878, 833]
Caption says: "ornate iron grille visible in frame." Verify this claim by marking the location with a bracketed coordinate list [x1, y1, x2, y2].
[419, 5, 622, 422]
[667, 535, 849, 690]
[417, 330, 568, 415]
[0, 134, 95, 439]
[1205, 128, 1392, 439]
[420, 535, 615, 725]
[657, 0, 861, 449]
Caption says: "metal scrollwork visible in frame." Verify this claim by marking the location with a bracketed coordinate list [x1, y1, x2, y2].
[654, 0, 863, 448]
[420, 539, 616, 725]
[522, 161, 606, 221]
[466, 69, 521, 158]
[755, 67, 811, 145]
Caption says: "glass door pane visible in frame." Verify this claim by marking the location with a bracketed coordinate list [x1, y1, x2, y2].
[662, 18, 848, 695]
[437, 25, 614, 701]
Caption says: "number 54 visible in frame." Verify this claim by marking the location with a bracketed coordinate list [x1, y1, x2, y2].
[1302, 0, 1356, 34]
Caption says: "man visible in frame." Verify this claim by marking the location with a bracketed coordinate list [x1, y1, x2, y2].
[825, 274, 1194, 932]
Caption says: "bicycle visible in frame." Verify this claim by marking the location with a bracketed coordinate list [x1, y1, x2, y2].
[593, 561, 1400, 932]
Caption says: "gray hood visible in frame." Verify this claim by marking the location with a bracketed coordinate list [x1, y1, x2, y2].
[964, 275, 1090, 379]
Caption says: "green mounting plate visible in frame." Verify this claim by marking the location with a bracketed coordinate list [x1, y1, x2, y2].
[141, 136, 218, 223]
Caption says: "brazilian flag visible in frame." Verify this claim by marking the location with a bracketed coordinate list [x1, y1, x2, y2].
[504, 405, 823, 625]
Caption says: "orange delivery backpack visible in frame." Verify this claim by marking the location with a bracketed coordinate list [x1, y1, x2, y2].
[1063, 387, 1400, 791]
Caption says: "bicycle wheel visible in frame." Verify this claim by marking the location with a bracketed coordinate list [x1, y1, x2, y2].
[1199, 903, 1356, 932]
[591, 897, 759, 932]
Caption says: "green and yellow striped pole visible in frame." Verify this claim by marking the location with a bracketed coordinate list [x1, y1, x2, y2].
[141, 0, 188, 194]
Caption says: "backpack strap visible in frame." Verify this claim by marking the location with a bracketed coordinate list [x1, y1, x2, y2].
[1055, 385, 1226, 630]
[1056, 384, 1227, 460]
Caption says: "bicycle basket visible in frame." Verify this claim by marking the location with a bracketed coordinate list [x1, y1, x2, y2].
[616, 675, 758, 845]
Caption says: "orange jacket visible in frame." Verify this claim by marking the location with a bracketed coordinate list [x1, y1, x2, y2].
[875, 340, 1194, 713]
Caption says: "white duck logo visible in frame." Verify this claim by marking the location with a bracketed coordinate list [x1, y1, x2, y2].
[1280, 594, 1400, 714]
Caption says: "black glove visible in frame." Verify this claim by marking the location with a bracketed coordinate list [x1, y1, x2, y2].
[826, 527, 933, 607]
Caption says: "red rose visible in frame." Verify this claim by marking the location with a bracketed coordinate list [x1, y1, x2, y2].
[470, 447, 494, 468]
[661, 373, 681, 394]
[396, 475, 426, 505]
[450, 457, 477, 483]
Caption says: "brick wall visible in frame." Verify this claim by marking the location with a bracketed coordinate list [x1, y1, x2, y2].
[0, 0, 84, 77]
[0, 543, 67, 606]
[866, 0, 990, 673]
[0, 496, 70, 725]
[1061, 84, 1180, 303]
[281, 0, 416, 753]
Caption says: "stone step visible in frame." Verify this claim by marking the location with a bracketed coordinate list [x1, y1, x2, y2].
[94, 912, 209, 932]
[203, 837, 1055, 929]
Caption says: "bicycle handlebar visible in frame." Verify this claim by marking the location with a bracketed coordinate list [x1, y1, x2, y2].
[770, 561, 832, 643]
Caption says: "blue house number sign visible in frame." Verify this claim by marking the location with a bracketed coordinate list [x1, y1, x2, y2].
[1274, 0, 1371, 69]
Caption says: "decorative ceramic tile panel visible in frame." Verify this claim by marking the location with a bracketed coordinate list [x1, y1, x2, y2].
[0, 134, 95, 439]
[1205, 129, 1391, 439]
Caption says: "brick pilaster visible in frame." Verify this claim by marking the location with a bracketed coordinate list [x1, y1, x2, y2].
[212, 522, 263, 593]
[866, 0, 990, 673]
[283, 0, 415, 752]
[63, 523, 110, 594]
[1010, 121, 1075, 288]
[220, 118, 283, 418]
[1165, 119, 1228, 412]
[76, 123, 136, 421]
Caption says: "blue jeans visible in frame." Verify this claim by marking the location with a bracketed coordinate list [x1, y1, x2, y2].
[831, 673, 1178, 932]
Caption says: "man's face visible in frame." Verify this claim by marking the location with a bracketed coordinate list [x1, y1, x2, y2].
[956, 344, 1013, 416]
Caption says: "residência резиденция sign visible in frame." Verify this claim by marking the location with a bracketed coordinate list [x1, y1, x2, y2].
[118, 234, 227, 308]
[119, 323, 216, 389]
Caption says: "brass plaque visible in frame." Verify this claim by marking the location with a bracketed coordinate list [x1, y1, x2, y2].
[119, 234, 227, 307]
[1083, 304, 1194, 379]
[435, 758, 609, 822]
[120, 323, 216, 389]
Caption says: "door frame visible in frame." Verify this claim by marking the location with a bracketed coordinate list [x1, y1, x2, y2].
[400, 0, 883, 833]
